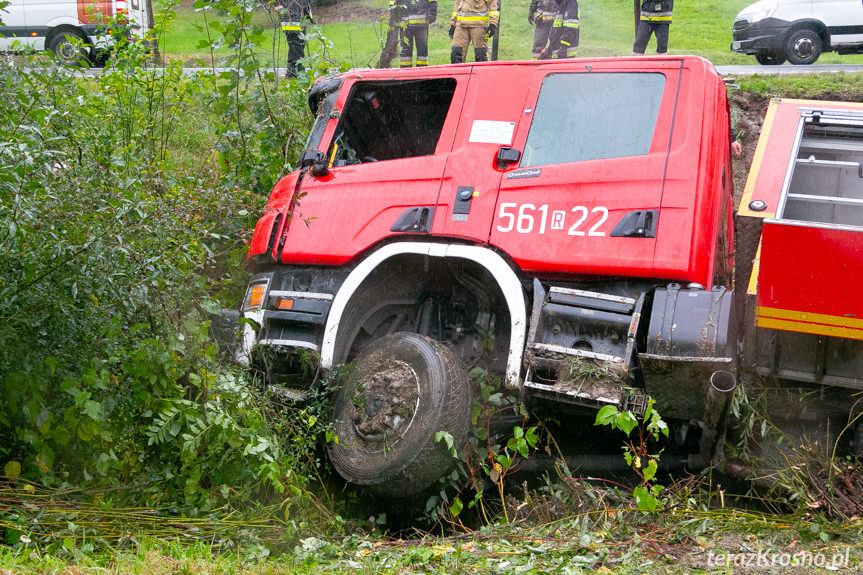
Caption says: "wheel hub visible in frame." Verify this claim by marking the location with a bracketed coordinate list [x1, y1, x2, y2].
[351, 360, 420, 449]
[793, 37, 814, 58]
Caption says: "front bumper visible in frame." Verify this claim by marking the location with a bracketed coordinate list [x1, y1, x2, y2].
[239, 267, 348, 366]
[731, 17, 791, 55]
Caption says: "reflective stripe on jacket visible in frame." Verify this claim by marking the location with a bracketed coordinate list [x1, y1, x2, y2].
[640, 0, 672, 21]
[402, 0, 437, 25]
[451, 0, 498, 27]
[551, 0, 578, 28]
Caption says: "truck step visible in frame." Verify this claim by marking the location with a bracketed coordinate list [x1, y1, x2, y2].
[524, 365, 647, 414]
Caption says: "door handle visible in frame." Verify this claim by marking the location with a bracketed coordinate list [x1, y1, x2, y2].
[496, 147, 521, 170]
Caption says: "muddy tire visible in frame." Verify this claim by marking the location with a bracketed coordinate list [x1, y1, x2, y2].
[328, 332, 473, 497]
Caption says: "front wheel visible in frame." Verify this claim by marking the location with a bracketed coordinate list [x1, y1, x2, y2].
[755, 51, 786, 65]
[328, 333, 473, 497]
[47, 32, 90, 67]
[785, 28, 822, 65]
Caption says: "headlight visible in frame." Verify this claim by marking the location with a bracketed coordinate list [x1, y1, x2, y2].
[738, 0, 779, 24]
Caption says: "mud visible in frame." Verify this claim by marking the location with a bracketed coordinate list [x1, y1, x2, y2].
[353, 359, 418, 441]
[556, 356, 628, 401]
[729, 90, 771, 205]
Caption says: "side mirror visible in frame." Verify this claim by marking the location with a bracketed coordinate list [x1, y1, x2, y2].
[299, 149, 329, 177]
[496, 147, 521, 170]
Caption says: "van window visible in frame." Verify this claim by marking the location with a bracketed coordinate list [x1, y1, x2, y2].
[521, 73, 666, 167]
[328, 78, 457, 166]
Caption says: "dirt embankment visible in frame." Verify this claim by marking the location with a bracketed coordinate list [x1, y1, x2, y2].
[729, 90, 769, 205]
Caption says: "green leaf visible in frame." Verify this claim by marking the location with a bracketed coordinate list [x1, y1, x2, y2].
[633, 485, 658, 512]
[614, 411, 638, 436]
[449, 496, 463, 517]
[4, 460, 21, 479]
[435, 431, 455, 455]
[643, 459, 658, 482]
[83, 400, 102, 420]
[595, 405, 619, 426]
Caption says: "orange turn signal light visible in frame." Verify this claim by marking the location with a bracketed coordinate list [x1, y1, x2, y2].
[247, 285, 265, 308]
[274, 297, 294, 310]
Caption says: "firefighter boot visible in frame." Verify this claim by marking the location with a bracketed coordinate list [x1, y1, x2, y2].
[451, 46, 464, 63]
[474, 47, 488, 61]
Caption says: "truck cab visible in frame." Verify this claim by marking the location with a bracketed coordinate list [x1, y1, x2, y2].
[241, 57, 737, 496]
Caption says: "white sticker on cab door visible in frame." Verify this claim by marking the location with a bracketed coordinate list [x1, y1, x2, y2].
[468, 120, 515, 145]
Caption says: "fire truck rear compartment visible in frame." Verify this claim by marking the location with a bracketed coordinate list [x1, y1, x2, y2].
[780, 114, 863, 226]
[746, 108, 863, 388]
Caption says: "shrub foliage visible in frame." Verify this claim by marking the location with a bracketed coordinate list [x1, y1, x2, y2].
[0, 4, 324, 511]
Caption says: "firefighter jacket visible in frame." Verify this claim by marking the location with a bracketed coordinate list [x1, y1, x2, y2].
[403, 0, 437, 26]
[450, 0, 499, 28]
[280, 0, 313, 33]
[639, 0, 672, 22]
[552, 0, 579, 29]
[529, 0, 558, 22]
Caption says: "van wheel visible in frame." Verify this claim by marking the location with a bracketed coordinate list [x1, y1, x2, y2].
[785, 28, 822, 65]
[755, 51, 786, 65]
[328, 333, 473, 498]
[48, 32, 90, 67]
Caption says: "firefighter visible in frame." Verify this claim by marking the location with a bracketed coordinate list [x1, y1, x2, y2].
[632, 0, 673, 55]
[378, 0, 406, 68]
[528, 0, 558, 59]
[539, 0, 579, 59]
[449, 0, 498, 63]
[400, 0, 437, 67]
[277, 0, 313, 78]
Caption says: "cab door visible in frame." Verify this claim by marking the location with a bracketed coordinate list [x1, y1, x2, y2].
[488, 60, 682, 278]
[430, 64, 535, 241]
[280, 70, 469, 265]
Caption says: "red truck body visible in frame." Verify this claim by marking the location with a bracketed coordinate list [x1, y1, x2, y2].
[238, 60, 863, 496]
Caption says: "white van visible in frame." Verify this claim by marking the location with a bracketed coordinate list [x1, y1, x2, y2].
[0, 0, 150, 65]
[731, 0, 863, 65]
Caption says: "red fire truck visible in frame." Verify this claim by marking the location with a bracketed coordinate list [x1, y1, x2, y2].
[239, 57, 863, 496]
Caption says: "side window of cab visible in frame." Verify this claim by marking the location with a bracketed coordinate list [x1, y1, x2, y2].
[520, 73, 667, 167]
[326, 78, 458, 167]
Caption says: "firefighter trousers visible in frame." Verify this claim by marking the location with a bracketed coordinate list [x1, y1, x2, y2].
[282, 28, 305, 77]
[451, 25, 488, 63]
[531, 18, 554, 59]
[400, 25, 429, 66]
[541, 25, 578, 59]
[633, 20, 670, 54]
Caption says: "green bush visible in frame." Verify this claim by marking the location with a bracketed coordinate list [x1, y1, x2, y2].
[0, 3, 323, 512]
